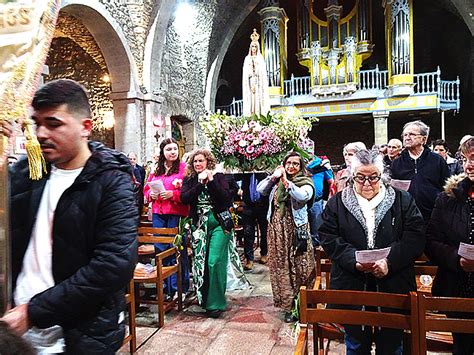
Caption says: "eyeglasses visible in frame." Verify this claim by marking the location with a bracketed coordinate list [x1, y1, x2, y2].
[285, 161, 300, 167]
[402, 133, 424, 138]
[387, 145, 401, 149]
[461, 157, 474, 165]
[353, 175, 382, 184]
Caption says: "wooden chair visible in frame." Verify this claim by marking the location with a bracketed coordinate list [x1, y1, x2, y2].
[295, 287, 419, 355]
[418, 293, 474, 354]
[312, 248, 343, 353]
[133, 227, 183, 327]
[122, 279, 136, 353]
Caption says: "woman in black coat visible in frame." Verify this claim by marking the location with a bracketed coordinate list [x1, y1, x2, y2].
[180, 148, 234, 318]
[319, 149, 425, 354]
[425, 137, 474, 354]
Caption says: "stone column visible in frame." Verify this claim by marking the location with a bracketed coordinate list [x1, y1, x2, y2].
[373, 111, 390, 145]
[110, 90, 163, 162]
[258, 0, 288, 99]
[383, 0, 414, 96]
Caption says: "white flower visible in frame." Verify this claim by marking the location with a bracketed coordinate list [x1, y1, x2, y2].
[241, 122, 249, 132]
[252, 139, 261, 145]
[239, 139, 248, 147]
[253, 122, 262, 132]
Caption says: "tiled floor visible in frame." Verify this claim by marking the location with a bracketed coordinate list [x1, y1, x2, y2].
[119, 255, 346, 354]
[120, 254, 444, 354]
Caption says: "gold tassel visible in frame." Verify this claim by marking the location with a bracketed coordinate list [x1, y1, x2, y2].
[23, 118, 46, 180]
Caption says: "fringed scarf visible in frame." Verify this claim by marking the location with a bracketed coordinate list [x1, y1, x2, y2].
[276, 171, 314, 217]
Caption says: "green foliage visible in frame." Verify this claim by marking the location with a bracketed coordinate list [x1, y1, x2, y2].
[200, 110, 317, 172]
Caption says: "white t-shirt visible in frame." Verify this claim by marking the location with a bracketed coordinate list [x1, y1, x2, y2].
[14, 165, 83, 352]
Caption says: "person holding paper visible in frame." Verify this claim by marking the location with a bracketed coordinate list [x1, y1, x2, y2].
[425, 136, 474, 354]
[143, 138, 190, 299]
[390, 120, 450, 222]
[319, 149, 424, 354]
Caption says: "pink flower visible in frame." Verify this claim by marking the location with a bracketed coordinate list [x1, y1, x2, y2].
[234, 133, 243, 141]
[246, 145, 255, 154]
[258, 131, 268, 140]
[246, 134, 255, 141]
[172, 178, 183, 189]
[249, 120, 257, 128]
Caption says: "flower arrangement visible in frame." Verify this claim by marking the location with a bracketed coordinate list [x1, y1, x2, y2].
[200, 111, 316, 171]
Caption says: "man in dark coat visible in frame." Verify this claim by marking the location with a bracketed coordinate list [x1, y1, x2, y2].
[1, 79, 138, 353]
[235, 172, 269, 270]
[391, 120, 450, 222]
[128, 151, 146, 215]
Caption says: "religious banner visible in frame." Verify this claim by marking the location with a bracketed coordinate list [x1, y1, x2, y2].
[0, 0, 61, 315]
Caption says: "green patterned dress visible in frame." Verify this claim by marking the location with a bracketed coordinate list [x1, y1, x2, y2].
[191, 189, 248, 311]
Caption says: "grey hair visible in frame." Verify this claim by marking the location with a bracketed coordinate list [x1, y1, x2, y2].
[350, 149, 390, 184]
[343, 141, 367, 154]
[403, 120, 430, 137]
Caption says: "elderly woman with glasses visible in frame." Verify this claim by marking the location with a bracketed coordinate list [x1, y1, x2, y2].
[257, 152, 316, 323]
[426, 137, 474, 354]
[319, 149, 425, 354]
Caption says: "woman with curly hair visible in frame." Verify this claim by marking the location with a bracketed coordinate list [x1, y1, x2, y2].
[180, 148, 237, 318]
[143, 138, 190, 299]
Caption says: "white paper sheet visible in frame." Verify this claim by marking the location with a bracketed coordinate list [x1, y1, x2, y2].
[458, 242, 474, 260]
[147, 179, 165, 194]
[355, 247, 391, 264]
[390, 179, 411, 191]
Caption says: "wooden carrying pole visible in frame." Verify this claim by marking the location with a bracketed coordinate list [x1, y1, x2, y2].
[0, 0, 61, 315]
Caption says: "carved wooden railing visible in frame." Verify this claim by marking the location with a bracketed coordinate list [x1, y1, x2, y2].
[217, 67, 460, 115]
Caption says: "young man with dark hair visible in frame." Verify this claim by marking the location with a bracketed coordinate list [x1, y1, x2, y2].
[431, 138, 463, 176]
[1, 79, 138, 353]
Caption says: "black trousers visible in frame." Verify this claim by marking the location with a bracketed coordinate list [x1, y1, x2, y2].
[242, 206, 268, 261]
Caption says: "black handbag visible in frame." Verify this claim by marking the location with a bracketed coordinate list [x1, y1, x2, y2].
[294, 224, 310, 254]
[215, 210, 235, 232]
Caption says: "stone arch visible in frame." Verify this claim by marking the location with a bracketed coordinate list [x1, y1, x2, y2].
[205, 0, 261, 113]
[449, 0, 474, 36]
[60, 0, 138, 93]
[145, 1, 176, 92]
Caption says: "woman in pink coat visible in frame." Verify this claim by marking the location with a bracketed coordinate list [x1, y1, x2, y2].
[144, 138, 190, 298]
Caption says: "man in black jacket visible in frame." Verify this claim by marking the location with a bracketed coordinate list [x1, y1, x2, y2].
[391, 120, 450, 222]
[1, 79, 138, 353]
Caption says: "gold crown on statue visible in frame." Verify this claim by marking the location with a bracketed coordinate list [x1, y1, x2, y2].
[250, 28, 260, 42]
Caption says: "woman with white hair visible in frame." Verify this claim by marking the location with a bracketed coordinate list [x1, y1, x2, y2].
[334, 141, 367, 193]
[319, 149, 425, 354]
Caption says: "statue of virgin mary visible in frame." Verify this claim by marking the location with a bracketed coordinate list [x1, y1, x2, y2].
[242, 29, 270, 117]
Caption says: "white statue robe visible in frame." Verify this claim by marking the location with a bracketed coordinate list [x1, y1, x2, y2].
[242, 54, 270, 117]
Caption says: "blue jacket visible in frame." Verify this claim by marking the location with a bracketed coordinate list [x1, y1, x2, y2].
[391, 146, 450, 222]
[257, 176, 313, 226]
[307, 157, 333, 200]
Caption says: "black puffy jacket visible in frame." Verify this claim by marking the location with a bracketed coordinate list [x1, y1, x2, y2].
[425, 175, 473, 297]
[10, 141, 138, 354]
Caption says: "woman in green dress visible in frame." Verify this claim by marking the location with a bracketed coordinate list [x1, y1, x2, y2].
[180, 149, 235, 318]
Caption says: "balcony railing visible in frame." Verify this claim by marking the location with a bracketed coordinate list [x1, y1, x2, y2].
[217, 66, 460, 116]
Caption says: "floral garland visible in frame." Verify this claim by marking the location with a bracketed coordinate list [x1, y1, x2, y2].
[200, 111, 316, 172]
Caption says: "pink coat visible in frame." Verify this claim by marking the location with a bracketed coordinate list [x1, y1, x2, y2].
[143, 162, 189, 217]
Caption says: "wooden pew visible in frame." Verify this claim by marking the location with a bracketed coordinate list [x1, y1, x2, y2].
[133, 227, 182, 327]
[418, 293, 474, 354]
[295, 287, 419, 355]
